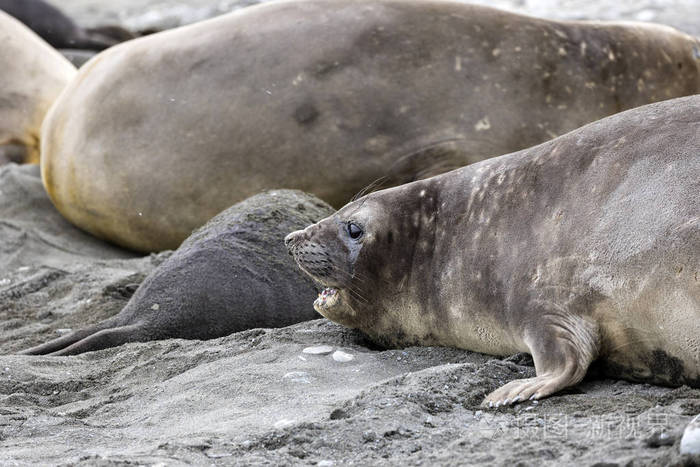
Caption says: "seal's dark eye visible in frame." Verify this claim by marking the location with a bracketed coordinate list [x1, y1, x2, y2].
[347, 222, 363, 240]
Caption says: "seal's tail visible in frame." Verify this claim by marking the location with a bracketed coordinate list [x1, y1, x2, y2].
[19, 317, 133, 356]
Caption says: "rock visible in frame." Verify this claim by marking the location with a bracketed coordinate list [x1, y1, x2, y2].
[362, 431, 377, 443]
[329, 409, 349, 420]
[644, 430, 676, 448]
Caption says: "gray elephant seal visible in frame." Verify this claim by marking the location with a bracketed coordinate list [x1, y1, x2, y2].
[23, 190, 333, 356]
[286, 96, 700, 406]
[0, 0, 133, 51]
[0, 10, 76, 165]
[41, 0, 700, 252]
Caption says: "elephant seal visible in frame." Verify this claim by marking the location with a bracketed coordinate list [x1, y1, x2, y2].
[0, 10, 76, 165]
[0, 0, 133, 51]
[285, 96, 700, 406]
[22, 190, 333, 356]
[40, 0, 700, 253]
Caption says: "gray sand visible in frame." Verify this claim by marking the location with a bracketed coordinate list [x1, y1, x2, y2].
[2, 0, 699, 464]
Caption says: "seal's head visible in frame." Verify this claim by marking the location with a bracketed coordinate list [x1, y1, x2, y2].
[285, 182, 441, 330]
[285, 196, 377, 328]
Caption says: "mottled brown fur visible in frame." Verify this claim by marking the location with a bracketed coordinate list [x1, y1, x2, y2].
[286, 96, 700, 405]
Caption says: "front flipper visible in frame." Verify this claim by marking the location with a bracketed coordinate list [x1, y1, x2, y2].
[483, 313, 599, 407]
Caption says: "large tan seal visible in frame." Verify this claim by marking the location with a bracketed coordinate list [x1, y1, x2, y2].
[0, 10, 76, 165]
[285, 95, 700, 406]
[41, 0, 700, 252]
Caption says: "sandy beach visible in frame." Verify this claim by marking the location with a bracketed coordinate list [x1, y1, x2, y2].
[1, 0, 699, 464]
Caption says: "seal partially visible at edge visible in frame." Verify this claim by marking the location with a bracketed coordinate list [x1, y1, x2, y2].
[0, 10, 76, 165]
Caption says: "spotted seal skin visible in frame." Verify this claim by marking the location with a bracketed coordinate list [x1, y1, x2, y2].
[0, 10, 76, 165]
[22, 190, 333, 356]
[286, 96, 700, 406]
[41, 0, 700, 252]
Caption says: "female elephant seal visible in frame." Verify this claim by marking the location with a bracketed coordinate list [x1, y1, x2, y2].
[41, 0, 700, 252]
[23, 190, 333, 356]
[286, 96, 700, 406]
[0, 10, 76, 165]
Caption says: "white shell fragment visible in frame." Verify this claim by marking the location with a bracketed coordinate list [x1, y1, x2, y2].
[273, 419, 296, 429]
[302, 345, 334, 355]
[332, 350, 354, 363]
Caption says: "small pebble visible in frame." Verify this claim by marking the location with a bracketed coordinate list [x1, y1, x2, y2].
[329, 408, 349, 420]
[332, 350, 354, 363]
[318, 461, 334, 467]
[362, 430, 377, 442]
[302, 345, 334, 355]
[645, 430, 676, 448]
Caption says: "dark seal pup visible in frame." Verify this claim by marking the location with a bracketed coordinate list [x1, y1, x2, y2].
[23, 190, 334, 356]
[40, 0, 700, 252]
[286, 96, 700, 406]
[0, 0, 132, 51]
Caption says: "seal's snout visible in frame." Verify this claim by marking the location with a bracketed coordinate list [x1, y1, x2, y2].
[284, 230, 304, 252]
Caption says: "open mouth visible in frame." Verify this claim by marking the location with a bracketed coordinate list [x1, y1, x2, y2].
[313, 287, 340, 310]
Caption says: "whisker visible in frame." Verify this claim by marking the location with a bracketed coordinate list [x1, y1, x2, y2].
[351, 176, 389, 202]
[320, 263, 370, 303]
[329, 263, 367, 284]
[347, 285, 369, 304]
